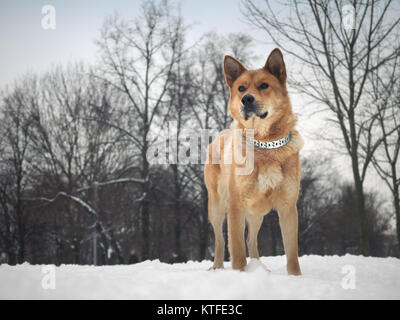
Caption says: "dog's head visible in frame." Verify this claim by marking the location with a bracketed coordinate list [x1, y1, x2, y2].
[224, 48, 294, 138]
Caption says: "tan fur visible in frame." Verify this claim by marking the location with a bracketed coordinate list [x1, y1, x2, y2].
[204, 49, 303, 275]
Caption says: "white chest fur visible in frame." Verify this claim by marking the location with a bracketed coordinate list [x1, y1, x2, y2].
[257, 165, 283, 193]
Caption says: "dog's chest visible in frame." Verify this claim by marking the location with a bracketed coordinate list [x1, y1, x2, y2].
[256, 163, 283, 193]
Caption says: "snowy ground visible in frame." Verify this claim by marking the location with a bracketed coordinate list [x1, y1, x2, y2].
[0, 255, 399, 299]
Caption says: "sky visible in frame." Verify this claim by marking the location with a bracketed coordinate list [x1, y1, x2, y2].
[0, 0, 392, 206]
[0, 0, 308, 147]
[0, 0, 272, 87]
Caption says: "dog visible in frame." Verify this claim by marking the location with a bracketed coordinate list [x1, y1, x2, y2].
[204, 48, 303, 275]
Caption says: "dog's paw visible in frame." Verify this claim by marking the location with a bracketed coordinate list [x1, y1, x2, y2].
[287, 268, 302, 276]
[287, 263, 302, 276]
[208, 264, 224, 271]
[231, 258, 247, 271]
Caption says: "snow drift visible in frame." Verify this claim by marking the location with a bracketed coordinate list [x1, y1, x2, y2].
[0, 255, 399, 299]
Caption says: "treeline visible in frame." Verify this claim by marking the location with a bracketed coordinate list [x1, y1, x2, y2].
[0, 1, 398, 265]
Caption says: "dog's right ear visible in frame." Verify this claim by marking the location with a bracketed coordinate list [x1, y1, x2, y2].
[265, 48, 286, 85]
[224, 56, 246, 87]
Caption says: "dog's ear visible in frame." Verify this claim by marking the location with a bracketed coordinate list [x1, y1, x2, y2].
[265, 48, 286, 84]
[224, 56, 246, 87]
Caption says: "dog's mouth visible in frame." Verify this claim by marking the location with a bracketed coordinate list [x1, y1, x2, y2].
[241, 104, 268, 120]
[259, 111, 268, 119]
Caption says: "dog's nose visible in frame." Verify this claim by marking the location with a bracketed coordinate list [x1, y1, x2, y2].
[241, 94, 255, 106]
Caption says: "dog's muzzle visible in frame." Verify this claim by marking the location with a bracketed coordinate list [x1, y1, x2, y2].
[241, 94, 268, 120]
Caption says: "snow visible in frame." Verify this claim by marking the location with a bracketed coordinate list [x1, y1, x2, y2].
[0, 255, 399, 299]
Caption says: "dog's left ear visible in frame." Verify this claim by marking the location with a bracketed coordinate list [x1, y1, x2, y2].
[265, 48, 286, 85]
[224, 56, 246, 87]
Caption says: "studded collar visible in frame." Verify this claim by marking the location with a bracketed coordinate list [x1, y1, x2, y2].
[244, 132, 292, 150]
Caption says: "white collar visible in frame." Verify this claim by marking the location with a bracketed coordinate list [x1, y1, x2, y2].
[244, 132, 292, 149]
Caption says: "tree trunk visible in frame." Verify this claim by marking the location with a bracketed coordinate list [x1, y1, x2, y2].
[140, 146, 150, 261]
[393, 181, 400, 258]
[140, 193, 150, 261]
[73, 236, 80, 264]
[16, 202, 25, 264]
[172, 164, 182, 261]
[2, 204, 17, 265]
[351, 155, 370, 256]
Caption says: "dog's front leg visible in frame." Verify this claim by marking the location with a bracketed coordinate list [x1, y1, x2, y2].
[227, 203, 247, 271]
[277, 204, 302, 276]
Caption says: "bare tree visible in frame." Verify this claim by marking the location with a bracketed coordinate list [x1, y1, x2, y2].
[164, 60, 196, 261]
[94, 0, 186, 260]
[368, 54, 400, 256]
[242, 0, 400, 255]
[28, 64, 115, 264]
[0, 76, 39, 263]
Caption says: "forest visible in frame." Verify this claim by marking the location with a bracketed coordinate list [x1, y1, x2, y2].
[0, 0, 399, 266]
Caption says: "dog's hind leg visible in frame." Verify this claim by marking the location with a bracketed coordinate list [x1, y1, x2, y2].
[208, 191, 226, 269]
[246, 214, 263, 259]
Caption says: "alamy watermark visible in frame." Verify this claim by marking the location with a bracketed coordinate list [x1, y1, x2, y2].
[41, 265, 56, 290]
[342, 5, 356, 31]
[341, 265, 356, 290]
[146, 122, 255, 175]
[41, 5, 56, 30]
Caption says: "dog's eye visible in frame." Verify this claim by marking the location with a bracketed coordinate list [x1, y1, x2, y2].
[238, 85, 246, 92]
[259, 83, 269, 90]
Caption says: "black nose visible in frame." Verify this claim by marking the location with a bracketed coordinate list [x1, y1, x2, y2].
[241, 94, 255, 106]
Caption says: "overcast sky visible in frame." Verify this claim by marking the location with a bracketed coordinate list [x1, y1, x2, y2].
[0, 0, 389, 202]
[0, 0, 273, 86]
[0, 0, 310, 144]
